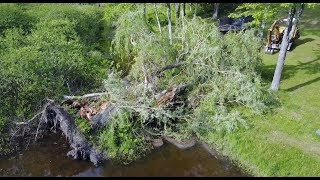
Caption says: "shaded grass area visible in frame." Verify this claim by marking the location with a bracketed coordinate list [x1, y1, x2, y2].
[202, 7, 320, 177]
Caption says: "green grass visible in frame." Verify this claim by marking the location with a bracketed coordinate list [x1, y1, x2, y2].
[202, 7, 320, 176]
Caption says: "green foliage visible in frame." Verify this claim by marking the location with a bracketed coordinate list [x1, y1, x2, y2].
[0, 3, 110, 157]
[25, 4, 106, 49]
[109, 9, 275, 144]
[110, 10, 153, 73]
[203, 29, 320, 176]
[63, 105, 79, 118]
[229, 3, 281, 27]
[75, 118, 92, 138]
[104, 3, 137, 25]
[98, 109, 148, 163]
[184, 26, 273, 135]
[102, 4, 138, 61]
[0, 2, 284, 163]
[230, 3, 319, 27]
[0, 4, 110, 123]
[0, 116, 11, 156]
[0, 4, 36, 34]
[0, 19, 99, 120]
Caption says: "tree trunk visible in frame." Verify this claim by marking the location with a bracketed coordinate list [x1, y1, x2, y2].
[182, 3, 186, 16]
[143, 3, 146, 20]
[288, 4, 304, 40]
[40, 102, 108, 166]
[259, 5, 269, 38]
[181, 4, 185, 49]
[167, 3, 172, 45]
[270, 7, 296, 91]
[190, 3, 192, 11]
[194, 3, 198, 18]
[176, 3, 181, 26]
[212, 3, 220, 20]
[154, 3, 162, 34]
[176, 3, 180, 18]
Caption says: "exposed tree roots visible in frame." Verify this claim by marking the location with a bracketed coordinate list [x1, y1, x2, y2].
[39, 102, 106, 166]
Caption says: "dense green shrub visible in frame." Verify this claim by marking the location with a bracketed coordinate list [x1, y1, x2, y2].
[0, 4, 113, 156]
[0, 18, 105, 121]
[98, 110, 148, 164]
[0, 4, 36, 34]
[24, 4, 105, 49]
[0, 116, 11, 156]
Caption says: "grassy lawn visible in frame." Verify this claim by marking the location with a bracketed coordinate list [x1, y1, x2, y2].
[203, 7, 320, 176]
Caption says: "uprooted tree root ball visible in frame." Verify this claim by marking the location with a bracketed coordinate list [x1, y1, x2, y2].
[39, 102, 107, 166]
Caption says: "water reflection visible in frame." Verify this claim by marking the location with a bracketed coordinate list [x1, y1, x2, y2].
[0, 133, 247, 177]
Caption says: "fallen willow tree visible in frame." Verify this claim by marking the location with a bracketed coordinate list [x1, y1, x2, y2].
[4, 10, 277, 165]
[35, 11, 278, 165]
[100, 10, 278, 161]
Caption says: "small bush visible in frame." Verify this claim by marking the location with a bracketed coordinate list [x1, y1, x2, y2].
[0, 116, 11, 156]
[0, 4, 36, 34]
[98, 110, 148, 164]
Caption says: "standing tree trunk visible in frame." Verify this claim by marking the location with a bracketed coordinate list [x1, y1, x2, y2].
[154, 3, 162, 34]
[190, 3, 192, 11]
[288, 4, 304, 40]
[167, 3, 172, 45]
[212, 3, 220, 20]
[182, 3, 186, 17]
[176, 3, 180, 18]
[181, 3, 185, 49]
[259, 5, 269, 38]
[143, 3, 146, 20]
[176, 3, 181, 26]
[193, 3, 198, 18]
[270, 7, 296, 91]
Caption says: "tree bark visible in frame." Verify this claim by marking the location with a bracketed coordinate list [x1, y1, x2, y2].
[181, 3, 185, 49]
[154, 3, 162, 34]
[143, 3, 146, 20]
[167, 3, 172, 45]
[40, 102, 107, 166]
[212, 3, 220, 20]
[259, 5, 269, 38]
[182, 3, 186, 16]
[176, 3, 180, 19]
[270, 7, 296, 91]
[63, 92, 108, 100]
[288, 4, 304, 40]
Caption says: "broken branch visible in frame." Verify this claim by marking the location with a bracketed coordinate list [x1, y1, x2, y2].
[176, 51, 189, 63]
[14, 111, 43, 126]
[63, 92, 108, 100]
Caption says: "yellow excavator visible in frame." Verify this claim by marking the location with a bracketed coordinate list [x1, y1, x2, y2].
[265, 18, 300, 54]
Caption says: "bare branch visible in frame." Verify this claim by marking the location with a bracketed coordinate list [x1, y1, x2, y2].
[14, 111, 43, 126]
[176, 51, 190, 63]
[63, 92, 108, 100]
[148, 51, 190, 82]
[152, 62, 187, 77]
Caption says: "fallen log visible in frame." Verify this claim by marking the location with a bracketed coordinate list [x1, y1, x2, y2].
[41, 102, 106, 166]
[155, 84, 189, 106]
[91, 103, 119, 131]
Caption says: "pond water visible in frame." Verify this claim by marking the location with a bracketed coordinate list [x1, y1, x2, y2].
[0, 133, 248, 177]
